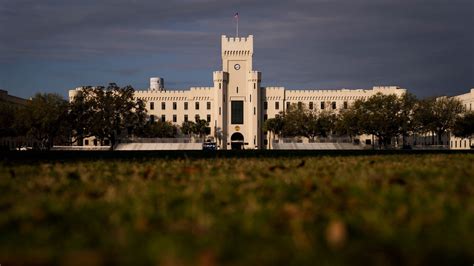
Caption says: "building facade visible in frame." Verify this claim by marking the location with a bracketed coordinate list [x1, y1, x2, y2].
[69, 35, 472, 150]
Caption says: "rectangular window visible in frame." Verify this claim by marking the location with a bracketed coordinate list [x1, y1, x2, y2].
[195, 102, 199, 110]
[264, 114, 268, 121]
[286, 102, 290, 110]
[195, 114, 200, 122]
[250, 95, 252, 102]
[254, 83, 256, 89]
[173, 102, 177, 110]
[275, 102, 280, 110]
[93, 139, 98, 146]
[150, 102, 154, 110]
[264, 101, 268, 110]
[84, 139, 89, 145]
[184, 114, 188, 122]
[173, 114, 177, 122]
[207, 102, 211, 110]
[298, 102, 303, 109]
[219, 83, 221, 89]
[161, 115, 166, 122]
[161, 102, 166, 110]
[332, 102, 337, 110]
[219, 107, 221, 115]
[207, 114, 211, 122]
[344, 101, 348, 109]
[236, 87, 239, 93]
[184, 102, 188, 110]
[321, 102, 325, 110]
[150, 115, 155, 123]
[231, 101, 244, 124]
[254, 107, 256, 115]
[309, 102, 313, 110]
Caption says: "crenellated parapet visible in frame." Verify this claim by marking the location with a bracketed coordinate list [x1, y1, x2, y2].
[248, 71, 261, 82]
[221, 35, 253, 56]
[213, 71, 229, 82]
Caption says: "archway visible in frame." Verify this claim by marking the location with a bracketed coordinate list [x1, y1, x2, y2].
[231, 132, 244, 150]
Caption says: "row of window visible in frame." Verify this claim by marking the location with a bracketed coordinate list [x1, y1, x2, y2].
[149, 100, 350, 111]
[150, 114, 212, 123]
[150, 101, 212, 111]
[451, 139, 472, 148]
[262, 101, 349, 110]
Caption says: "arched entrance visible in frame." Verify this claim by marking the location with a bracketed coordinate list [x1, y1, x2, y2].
[231, 132, 244, 150]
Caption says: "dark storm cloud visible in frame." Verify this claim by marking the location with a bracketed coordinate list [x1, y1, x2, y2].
[0, 0, 472, 98]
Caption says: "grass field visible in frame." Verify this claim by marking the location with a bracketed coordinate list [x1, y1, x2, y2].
[1, 152, 473, 265]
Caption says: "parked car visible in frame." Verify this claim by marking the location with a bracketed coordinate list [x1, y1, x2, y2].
[202, 142, 217, 151]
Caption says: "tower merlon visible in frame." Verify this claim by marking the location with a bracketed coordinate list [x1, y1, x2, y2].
[221, 35, 254, 54]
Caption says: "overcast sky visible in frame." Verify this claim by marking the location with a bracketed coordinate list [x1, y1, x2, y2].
[1, 0, 472, 99]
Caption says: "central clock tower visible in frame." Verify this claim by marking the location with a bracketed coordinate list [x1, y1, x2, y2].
[213, 35, 262, 149]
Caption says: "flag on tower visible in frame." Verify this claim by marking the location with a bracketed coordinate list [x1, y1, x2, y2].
[234, 12, 239, 19]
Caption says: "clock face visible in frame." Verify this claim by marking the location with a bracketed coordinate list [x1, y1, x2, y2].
[234, 64, 241, 70]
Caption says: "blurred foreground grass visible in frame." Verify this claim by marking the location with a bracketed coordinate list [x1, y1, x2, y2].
[0, 154, 473, 265]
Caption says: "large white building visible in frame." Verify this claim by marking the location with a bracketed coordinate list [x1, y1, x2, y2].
[69, 34, 473, 150]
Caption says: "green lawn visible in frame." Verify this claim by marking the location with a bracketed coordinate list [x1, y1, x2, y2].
[1, 154, 473, 265]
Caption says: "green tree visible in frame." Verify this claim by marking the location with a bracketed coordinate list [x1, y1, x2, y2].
[0, 102, 19, 138]
[334, 108, 361, 141]
[399, 92, 418, 147]
[354, 93, 403, 149]
[263, 113, 285, 146]
[453, 111, 474, 147]
[430, 97, 465, 145]
[67, 87, 96, 145]
[17, 93, 69, 150]
[281, 103, 307, 138]
[140, 120, 178, 138]
[194, 119, 210, 139]
[181, 121, 196, 137]
[316, 111, 337, 138]
[70, 84, 147, 148]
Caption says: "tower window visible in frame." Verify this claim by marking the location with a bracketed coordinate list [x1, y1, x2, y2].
[344, 101, 348, 109]
[161, 115, 166, 122]
[207, 102, 211, 110]
[332, 102, 336, 110]
[161, 102, 166, 110]
[264, 114, 268, 121]
[150, 102, 154, 110]
[254, 107, 256, 115]
[264, 101, 268, 110]
[236, 87, 239, 93]
[173, 114, 177, 123]
[219, 107, 221, 115]
[173, 102, 177, 110]
[184, 102, 188, 110]
[286, 102, 290, 110]
[321, 102, 325, 110]
[275, 102, 280, 110]
[195, 114, 200, 122]
[231, 101, 244, 124]
[150, 115, 155, 123]
[309, 102, 313, 110]
[207, 114, 211, 122]
[195, 102, 200, 110]
[184, 114, 188, 122]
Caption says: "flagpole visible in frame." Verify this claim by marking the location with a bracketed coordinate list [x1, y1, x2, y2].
[234, 12, 239, 37]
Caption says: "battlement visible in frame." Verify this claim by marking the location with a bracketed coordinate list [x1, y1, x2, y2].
[222, 35, 253, 54]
